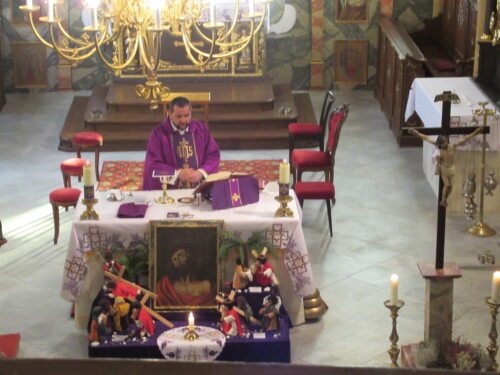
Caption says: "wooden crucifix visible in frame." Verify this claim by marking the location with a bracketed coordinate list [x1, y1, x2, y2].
[407, 91, 490, 270]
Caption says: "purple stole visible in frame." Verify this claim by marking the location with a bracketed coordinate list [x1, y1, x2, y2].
[171, 131, 199, 188]
[228, 178, 244, 207]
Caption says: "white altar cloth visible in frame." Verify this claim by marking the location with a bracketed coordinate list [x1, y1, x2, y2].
[157, 326, 226, 361]
[61, 189, 314, 328]
[405, 77, 500, 213]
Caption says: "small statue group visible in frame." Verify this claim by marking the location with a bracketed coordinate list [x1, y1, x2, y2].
[217, 286, 281, 337]
[232, 247, 279, 290]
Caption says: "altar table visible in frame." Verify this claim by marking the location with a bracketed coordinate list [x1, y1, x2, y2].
[405, 77, 500, 213]
[61, 189, 315, 328]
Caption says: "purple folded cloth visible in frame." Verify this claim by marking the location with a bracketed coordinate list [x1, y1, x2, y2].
[117, 203, 148, 218]
[211, 175, 259, 210]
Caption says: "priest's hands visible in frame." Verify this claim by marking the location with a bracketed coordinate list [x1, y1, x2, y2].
[178, 168, 203, 183]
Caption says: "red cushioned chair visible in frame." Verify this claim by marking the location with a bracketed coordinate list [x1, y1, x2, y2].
[72, 131, 103, 181]
[291, 104, 349, 186]
[288, 90, 335, 163]
[49, 188, 81, 244]
[60, 158, 89, 188]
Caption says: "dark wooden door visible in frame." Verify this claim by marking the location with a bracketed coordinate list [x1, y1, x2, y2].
[442, 0, 456, 50]
[466, 0, 478, 60]
[383, 46, 395, 123]
[453, 0, 469, 59]
[375, 29, 386, 103]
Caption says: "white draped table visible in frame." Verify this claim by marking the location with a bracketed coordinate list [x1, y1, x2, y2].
[405, 77, 500, 213]
[60, 189, 315, 328]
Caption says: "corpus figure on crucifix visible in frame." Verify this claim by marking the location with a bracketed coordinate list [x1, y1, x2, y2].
[409, 127, 482, 207]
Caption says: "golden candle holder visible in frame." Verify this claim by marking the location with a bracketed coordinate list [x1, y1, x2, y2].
[467, 102, 497, 237]
[184, 327, 199, 341]
[274, 195, 293, 217]
[384, 299, 405, 368]
[154, 175, 175, 205]
[486, 297, 500, 371]
[80, 198, 99, 220]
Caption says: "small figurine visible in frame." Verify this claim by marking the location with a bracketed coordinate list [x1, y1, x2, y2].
[219, 301, 244, 337]
[104, 280, 140, 300]
[232, 258, 253, 289]
[236, 295, 259, 326]
[102, 252, 125, 277]
[130, 301, 155, 337]
[88, 306, 102, 344]
[252, 248, 278, 287]
[112, 296, 131, 333]
[259, 295, 280, 332]
[262, 285, 282, 312]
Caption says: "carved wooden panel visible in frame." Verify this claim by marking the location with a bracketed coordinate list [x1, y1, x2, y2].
[453, 0, 469, 59]
[442, 0, 456, 49]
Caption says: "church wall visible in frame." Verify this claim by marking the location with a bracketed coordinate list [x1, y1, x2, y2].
[0, 0, 434, 93]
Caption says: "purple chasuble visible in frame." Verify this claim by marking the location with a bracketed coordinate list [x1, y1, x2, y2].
[172, 131, 199, 189]
[143, 119, 221, 190]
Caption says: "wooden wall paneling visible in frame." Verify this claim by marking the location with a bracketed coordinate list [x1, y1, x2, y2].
[442, 0, 456, 50]
[453, 0, 469, 60]
[467, 0, 478, 60]
[382, 46, 395, 121]
[374, 30, 386, 103]
[391, 57, 403, 137]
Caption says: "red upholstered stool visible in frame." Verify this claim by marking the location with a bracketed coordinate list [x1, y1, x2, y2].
[72, 131, 103, 181]
[49, 188, 81, 244]
[60, 158, 89, 188]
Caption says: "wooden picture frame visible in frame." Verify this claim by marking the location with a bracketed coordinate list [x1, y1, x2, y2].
[149, 220, 224, 311]
[334, 0, 368, 24]
[11, 0, 46, 25]
[334, 40, 368, 85]
[11, 42, 48, 88]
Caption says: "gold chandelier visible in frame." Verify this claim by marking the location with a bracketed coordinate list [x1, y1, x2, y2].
[20, 0, 270, 109]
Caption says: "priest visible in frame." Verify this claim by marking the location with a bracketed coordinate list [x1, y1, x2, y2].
[143, 96, 220, 190]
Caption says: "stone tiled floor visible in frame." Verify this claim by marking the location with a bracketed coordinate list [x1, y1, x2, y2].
[0, 89, 499, 365]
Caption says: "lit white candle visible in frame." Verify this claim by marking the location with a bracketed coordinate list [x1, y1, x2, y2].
[26, 0, 32, 9]
[390, 274, 399, 305]
[278, 159, 290, 184]
[492, 271, 500, 302]
[48, 0, 54, 21]
[248, 0, 254, 16]
[188, 312, 195, 331]
[209, 1, 215, 25]
[83, 161, 93, 186]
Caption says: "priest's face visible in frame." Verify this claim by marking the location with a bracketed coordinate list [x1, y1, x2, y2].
[170, 104, 192, 130]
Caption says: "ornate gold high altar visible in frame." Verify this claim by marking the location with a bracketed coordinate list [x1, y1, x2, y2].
[20, 0, 270, 109]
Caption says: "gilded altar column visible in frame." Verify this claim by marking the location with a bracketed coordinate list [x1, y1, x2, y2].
[310, 0, 325, 89]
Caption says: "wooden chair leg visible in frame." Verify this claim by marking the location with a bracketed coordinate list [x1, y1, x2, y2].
[298, 199, 304, 208]
[95, 145, 100, 181]
[297, 170, 303, 183]
[51, 202, 60, 244]
[76, 147, 82, 159]
[326, 199, 332, 237]
[289, 136, 295, 164]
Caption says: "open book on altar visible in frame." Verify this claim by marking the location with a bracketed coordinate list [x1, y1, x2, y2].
[193, 171, 260, 210]
[193, 171, 250, 195]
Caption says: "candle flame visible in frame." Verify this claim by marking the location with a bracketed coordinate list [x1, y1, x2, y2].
[188, 311, 194, 324]
[390, 274, 398, 282]
[494, 271, 500, 278]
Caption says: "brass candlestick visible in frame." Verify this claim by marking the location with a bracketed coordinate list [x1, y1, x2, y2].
[274, 195, 293, 217]
[80, 198, 99, 220]
[184, 327, 199, 341]
[467, 102, 497, 237]
[486, 297, 500, 371]
[384, 299, 405, 368]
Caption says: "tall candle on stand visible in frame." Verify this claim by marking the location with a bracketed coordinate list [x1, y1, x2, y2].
[83, 161, 94, 200]
[492, 271, 500, 302]
[390, 274, 399, 305]
[88, 0, 98, 28]
[279, 159, 290, 184]
[188, 312, 195, 331]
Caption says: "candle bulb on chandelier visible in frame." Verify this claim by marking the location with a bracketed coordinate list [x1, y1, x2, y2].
[209, 0, 216, 25]
[248, 0, 254, 16]
[48, 0, 54, 21]
[26, 0, 32, 9]
[87, 0, 98, 28]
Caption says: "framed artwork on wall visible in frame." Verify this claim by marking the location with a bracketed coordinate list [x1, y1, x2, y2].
[334, 0, 368, 24]
[149, 220, 223, 311]
[11, 42, 48, 88]
[11, 0, 46, 25]
[334, 40, 368, 85]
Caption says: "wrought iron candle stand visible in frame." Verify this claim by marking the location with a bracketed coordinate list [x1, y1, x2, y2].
[384, 299, 405, 368]
[275, 183, 293, 217]
[486, 297, 500, 371]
